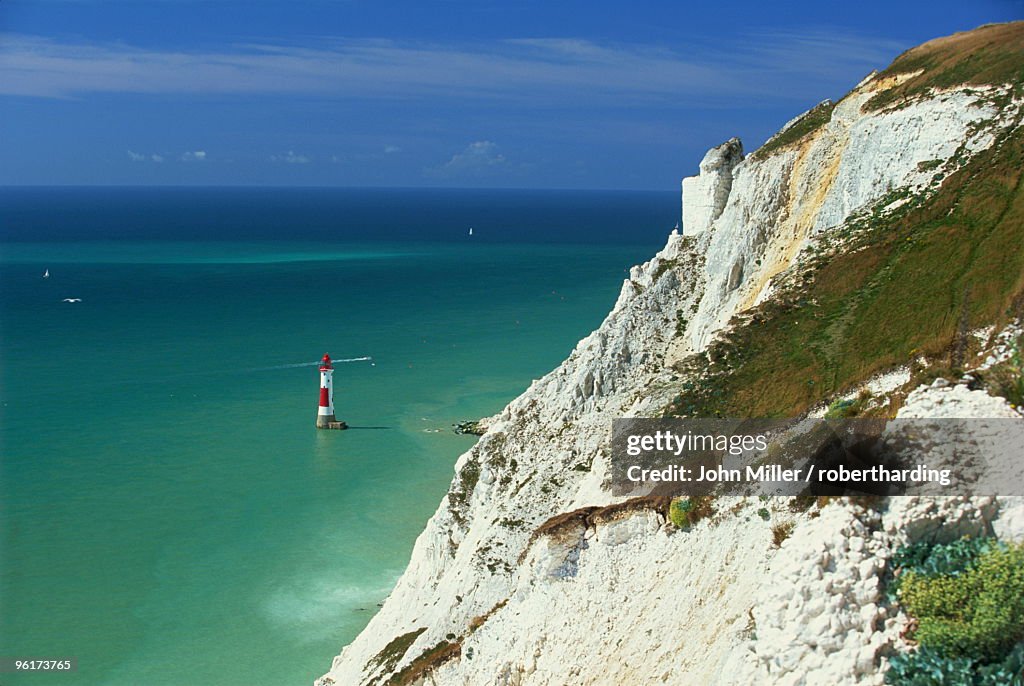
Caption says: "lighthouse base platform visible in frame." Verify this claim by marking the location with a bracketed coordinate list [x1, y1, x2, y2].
[316, 415, 348, 430]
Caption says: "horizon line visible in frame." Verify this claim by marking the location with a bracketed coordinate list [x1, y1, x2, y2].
[0, 183, 682, 194]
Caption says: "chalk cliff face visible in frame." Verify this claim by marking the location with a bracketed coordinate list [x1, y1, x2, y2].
[680, 137, 743, 237]
[317, 24, 1024, 686]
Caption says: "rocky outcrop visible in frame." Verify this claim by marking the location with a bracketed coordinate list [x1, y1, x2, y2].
[681, 137, 744, 236]
[317, 25, 1024, 686]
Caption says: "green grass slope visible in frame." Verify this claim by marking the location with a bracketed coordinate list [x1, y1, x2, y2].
[865, 22, 1024, 112]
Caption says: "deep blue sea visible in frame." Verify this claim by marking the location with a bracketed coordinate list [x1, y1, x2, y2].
[0, 187, 674, 685]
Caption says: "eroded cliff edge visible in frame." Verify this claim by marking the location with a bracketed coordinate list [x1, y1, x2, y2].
[317, 23, 1024, 686]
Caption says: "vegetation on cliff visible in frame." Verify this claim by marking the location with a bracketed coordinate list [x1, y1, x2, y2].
[666, 114, 1024, 418]
[865, 22, 1024, 112]
[751, 99, 836, 160]
[886, 537, 1024, 685]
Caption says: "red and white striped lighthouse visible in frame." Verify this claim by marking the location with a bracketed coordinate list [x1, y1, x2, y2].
[316, 353, 347, 430]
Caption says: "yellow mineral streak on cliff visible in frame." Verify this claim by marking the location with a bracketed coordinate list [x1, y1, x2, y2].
[737, 121, 848, 314]
[667, 71, 921, 369]
[736, 67, 916, 314]
[864, 69, 924, 94]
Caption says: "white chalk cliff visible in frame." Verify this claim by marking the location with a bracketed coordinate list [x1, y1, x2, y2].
[680, 137, 743, 237]
[317, 26, 1024, 686]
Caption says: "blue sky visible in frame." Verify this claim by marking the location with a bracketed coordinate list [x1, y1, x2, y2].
[1, 0, 1021, 189]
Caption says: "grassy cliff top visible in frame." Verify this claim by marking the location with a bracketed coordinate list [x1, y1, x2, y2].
[752, 22, 1023, 159]
[864, 21, 1024, 111]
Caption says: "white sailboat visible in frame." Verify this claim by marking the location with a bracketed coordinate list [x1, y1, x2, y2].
[468, 227, 473, 236]
[43, 269, 50, 278]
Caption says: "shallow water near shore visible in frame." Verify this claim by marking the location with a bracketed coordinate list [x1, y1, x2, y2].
[0, 187, 673, 685]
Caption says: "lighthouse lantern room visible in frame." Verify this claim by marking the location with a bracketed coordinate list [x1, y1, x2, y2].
[316, 353, 348, 430]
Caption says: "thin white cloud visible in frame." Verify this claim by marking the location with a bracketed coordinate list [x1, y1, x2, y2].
[0, 32, 906, 102]
[270, 150, 311, 164]
[427, 140, 506, 178]
[383, 145, 401, 154]
[180, 150, 206, 161]
[128, 149, 166, 162]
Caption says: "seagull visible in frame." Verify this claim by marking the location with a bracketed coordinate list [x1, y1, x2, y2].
[62, 298, 82, 303]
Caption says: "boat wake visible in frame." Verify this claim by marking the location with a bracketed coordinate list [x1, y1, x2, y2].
[247, 357, 374, 372]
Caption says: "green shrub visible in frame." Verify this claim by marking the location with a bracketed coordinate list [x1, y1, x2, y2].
[824, 390, 873, 418]
[886, 537, 1024, 684]
[899, 543, 1024, 661]
[886, 643, 1024, 686]
[668, 496, 715, 528]
[886, 646, 982, 686]
[757, 507, 770, 521]
[888, 536, 995, 601]
[893, 536, 995, 579]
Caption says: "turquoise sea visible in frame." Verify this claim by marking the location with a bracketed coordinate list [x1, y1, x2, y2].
[0, 187, 674, 686]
